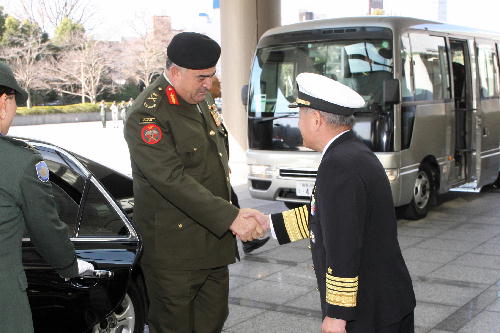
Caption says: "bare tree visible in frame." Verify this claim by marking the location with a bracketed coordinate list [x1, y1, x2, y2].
[17, 0, 92, 32]
[0, 24, 50, 108]
[48, 36, 110, 104]
[120, 34, 165, 88]
[117, 13, 173, 89]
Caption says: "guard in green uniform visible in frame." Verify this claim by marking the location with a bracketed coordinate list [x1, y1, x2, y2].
[124, 33, 263, 333]
[0, 62, 94, 333]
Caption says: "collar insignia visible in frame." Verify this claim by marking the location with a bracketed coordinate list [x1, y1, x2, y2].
[166, 85, 179, 105]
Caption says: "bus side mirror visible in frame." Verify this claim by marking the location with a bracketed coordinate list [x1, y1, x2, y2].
[383, 79, 400, 105]
[241, 84, 249, 106]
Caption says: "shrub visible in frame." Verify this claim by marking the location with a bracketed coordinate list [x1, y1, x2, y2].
[16, 103, 110, 116]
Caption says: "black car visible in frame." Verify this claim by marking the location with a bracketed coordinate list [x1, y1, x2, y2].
[18, 137, 147, 333]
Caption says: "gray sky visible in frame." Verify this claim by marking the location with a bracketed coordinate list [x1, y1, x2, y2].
[1, 0, 499, 41]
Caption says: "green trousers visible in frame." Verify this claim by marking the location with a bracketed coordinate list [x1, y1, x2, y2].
[142, 264, 229, 333]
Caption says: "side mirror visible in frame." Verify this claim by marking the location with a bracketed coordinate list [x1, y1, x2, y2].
[241, 84, 249, 106]
[383, 78, 400, 105]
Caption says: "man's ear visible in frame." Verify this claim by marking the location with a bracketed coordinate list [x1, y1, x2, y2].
[313, 110, 322, 129]
[0, 94, 6, 120]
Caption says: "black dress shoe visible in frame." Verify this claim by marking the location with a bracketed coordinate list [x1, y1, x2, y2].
[242, 237, 270, 254]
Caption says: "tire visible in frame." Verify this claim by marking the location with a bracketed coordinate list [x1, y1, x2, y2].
[402, 163, 436, 220]
[92, 281, 146, 333]
[285, 201, 304, 209]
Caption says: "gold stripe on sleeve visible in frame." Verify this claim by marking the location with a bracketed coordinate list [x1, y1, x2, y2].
[325, 270, 358, 307]
[282, 206, 309, 242]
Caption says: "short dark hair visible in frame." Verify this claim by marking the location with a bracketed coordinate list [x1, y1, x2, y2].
[166, 58, 175, 69]
[0, 85, 15, 96]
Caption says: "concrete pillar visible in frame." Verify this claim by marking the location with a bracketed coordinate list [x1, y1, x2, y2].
[220, 0, 281, 151]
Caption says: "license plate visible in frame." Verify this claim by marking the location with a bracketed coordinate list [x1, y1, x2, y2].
[296, 181, 314, 197]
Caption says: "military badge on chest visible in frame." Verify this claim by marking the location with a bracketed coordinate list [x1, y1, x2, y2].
[208, 103, 222, 127]
[310, 185, 317, 216]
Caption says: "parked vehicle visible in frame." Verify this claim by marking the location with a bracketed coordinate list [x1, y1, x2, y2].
[244, 16, 500, 219]
[16, 137, 146, 333]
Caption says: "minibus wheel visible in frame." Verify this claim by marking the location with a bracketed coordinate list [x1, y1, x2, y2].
[403, 164, 436, 220]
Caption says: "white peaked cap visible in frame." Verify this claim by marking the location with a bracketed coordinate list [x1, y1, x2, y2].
[290, 73, 365, 115]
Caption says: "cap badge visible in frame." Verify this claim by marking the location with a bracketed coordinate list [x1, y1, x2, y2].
[35, 161, 50, 182]
[144, 92, 159, 109]
[296, 97, 311, 106]
[141, 124, 163, 144]
[166, 85, 179, 105]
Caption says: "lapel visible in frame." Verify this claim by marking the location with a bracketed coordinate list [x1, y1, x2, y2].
[170, 96, 204, 124]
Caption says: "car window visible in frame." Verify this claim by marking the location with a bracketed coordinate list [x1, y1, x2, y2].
[77, 179, 130, 237]
[36, 146, 86, 237]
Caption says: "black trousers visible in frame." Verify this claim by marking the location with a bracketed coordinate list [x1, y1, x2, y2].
[376, 312, 414, 333]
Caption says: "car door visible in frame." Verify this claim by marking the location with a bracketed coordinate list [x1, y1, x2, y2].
[22, 143, 141, 333]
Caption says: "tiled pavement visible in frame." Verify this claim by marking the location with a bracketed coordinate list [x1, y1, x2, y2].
[10, 122, 500, 332]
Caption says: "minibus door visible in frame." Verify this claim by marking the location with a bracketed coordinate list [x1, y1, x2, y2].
[474, 39, 500, 188]
[450, 39, 472, 182]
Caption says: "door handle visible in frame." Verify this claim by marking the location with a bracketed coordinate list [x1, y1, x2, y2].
[69, 270, 114, 288]
[82, 270, 114, 279]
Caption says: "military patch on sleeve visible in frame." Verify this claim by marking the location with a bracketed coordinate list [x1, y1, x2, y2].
[144, 92, 160, 109]
[141, 124, 163, 144]
[35, 161, 50, 182]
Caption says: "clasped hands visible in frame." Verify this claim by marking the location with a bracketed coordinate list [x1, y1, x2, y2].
[229, 208, 270, 242]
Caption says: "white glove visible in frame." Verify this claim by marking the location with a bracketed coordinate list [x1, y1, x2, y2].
[77, 259, 94, 275]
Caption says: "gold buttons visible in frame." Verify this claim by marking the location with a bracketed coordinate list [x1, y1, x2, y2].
[178, 224, 183, 229]
[209, 130, 215, 136]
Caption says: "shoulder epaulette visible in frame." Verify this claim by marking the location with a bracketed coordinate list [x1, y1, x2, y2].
[1, 136, 37, 152]
[142, 85, 165, 111]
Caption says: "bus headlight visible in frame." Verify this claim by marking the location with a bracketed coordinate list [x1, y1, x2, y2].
[248, 164, 273, 179]
[385, 168, 399, 182]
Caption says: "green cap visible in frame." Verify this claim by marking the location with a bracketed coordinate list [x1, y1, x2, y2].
[0, 62, 28, 104]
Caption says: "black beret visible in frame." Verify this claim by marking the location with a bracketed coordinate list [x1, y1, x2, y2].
[167, 32, 221, 70]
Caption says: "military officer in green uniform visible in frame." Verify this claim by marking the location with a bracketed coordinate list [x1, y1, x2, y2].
[124, 33, 264, 333]
[0, 62, 94, 333]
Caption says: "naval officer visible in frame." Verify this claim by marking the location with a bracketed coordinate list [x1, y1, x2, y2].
[0, 62, 94, 333]
[124, 32, 264, 333]
[261, 73, 415, 333]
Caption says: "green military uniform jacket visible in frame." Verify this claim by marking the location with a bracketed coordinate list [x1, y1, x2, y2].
[124, 74, 239, 270]
[0, 136, 78, 333]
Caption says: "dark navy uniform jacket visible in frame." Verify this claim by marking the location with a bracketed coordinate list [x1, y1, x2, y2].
[271, 131, 415, 332]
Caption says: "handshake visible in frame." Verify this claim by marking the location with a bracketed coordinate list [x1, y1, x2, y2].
[229, 208, 270, 242]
